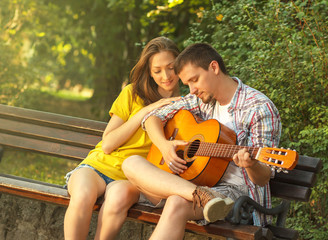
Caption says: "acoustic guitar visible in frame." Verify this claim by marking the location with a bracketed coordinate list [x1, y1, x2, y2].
[147, 110, 298, 187]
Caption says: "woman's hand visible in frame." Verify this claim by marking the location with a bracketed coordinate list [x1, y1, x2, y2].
[144, 96, 182, 113]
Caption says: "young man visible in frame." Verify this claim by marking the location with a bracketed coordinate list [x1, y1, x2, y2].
[122, 43, 281, 240]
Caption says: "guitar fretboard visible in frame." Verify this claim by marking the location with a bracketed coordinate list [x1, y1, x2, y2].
[189, 142, 260, 158]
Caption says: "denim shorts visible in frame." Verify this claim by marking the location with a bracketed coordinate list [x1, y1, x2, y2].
[65, 164, 115, 187]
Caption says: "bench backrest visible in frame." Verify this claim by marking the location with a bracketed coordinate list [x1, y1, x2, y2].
[0, 104, 106, 161]
[0, 104, 322, 203]
[270, 155, 322, 202]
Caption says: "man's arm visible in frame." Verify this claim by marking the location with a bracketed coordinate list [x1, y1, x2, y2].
[144, 115, 188, 174]
[233, 148, 271, 186]
[234, 100, 281, 186]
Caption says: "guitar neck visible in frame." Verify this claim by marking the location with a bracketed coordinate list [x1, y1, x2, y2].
[194, 142, 260, 159]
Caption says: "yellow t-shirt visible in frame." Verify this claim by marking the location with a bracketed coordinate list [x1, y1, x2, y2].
[80, 84, 152, 180]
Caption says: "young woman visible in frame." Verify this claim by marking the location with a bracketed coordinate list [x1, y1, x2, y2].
[64, 37, 181, 240]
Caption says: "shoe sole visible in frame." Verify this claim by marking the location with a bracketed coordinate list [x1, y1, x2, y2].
[203, 197, 234, 222]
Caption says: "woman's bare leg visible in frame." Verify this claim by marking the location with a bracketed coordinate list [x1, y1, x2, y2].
[95, 180, 140, 240]
[64, 167, 106, 240]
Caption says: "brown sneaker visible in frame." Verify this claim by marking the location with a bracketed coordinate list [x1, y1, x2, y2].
[192, 186, 234, 222]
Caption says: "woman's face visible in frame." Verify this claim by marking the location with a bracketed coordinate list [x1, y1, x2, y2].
[149, 51, 180, 97]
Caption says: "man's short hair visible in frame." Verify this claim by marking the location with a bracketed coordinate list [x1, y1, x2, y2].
[174, 43, 228, 75]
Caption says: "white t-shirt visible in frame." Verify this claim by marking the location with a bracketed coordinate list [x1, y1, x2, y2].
[212, 101, 244, 185]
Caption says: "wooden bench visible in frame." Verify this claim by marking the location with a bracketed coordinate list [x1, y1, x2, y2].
[0, 104, 322, 240]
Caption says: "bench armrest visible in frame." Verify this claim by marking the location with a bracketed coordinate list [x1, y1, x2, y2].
[226, 195, 290, 227]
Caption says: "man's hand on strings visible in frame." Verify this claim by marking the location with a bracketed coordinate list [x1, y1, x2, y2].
[161, 139, 188, 174]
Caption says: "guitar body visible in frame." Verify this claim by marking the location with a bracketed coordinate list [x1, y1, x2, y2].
[146, 110, 237, 187]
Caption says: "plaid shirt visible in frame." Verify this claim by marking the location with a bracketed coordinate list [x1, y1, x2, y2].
[143, 77, 281, 226]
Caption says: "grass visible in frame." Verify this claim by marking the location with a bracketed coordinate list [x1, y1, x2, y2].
[0, 150, 78, 185]
[41, 87, 93, 101]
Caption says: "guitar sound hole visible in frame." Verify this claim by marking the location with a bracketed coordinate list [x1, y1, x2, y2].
[186, 161, 193, 168]
[187, 140, 200, 158]
[176, 150, 192, 168]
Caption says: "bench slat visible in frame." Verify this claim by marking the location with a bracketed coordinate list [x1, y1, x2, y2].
[0, 132, 90, 161]
[0, 118, 101, 148]
[273, 169, 316, 187]
[295, 155, 322, 173]
[0, 104, 106, 135]
[270, 180, 311, 201]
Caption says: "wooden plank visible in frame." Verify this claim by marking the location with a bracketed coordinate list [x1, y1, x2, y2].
[0, 132, 90, 161]
[273, 169, 316, 187]
[0, 182, 70, 206]
[0, 174, 66, 191]
[270, 180, 311, 201]
[185, 221, 269, 240]
[296, 156, 322, 173]
[0, 104, 107, 135]
[0, 174, 101, 210]
[0, 118, 101, 148]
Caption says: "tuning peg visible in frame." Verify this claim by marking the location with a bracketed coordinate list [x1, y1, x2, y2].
[277, 167, 282, 173]
[282, 169, 289, 174]
[271, 166, 276, 172]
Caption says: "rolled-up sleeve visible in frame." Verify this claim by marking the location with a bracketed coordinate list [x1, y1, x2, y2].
[248, 101, 281, 149]
[141, 94, 201, 130]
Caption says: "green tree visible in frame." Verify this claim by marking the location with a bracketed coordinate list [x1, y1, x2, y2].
[1, 0, 211, 119]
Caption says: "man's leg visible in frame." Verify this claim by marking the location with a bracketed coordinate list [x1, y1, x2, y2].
[122, 155, 234, 222]
[122, 155, 196, 201]
[150, 195, 203, 240]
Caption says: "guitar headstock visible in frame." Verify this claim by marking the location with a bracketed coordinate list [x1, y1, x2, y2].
[257, 147, 299, 172]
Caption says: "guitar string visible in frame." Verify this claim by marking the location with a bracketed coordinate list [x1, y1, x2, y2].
[186, 143, 286, 166]
[187, 142, 259, 158]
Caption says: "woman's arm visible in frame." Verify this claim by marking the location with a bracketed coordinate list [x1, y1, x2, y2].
[102, 97, 181, 154]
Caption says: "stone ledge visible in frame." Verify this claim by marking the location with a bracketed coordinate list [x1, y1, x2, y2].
[0, 193, 223, 240]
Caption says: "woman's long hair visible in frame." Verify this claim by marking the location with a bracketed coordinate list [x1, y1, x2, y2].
[130, 37, 180, 106]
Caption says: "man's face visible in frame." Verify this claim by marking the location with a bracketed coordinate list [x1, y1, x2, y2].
[178, 62, 215, 103]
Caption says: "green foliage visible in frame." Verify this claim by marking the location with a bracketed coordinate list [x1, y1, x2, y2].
[1, 0, 208, 119]
[186, 0, 328, 238]
[0, 0, 94, 108]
